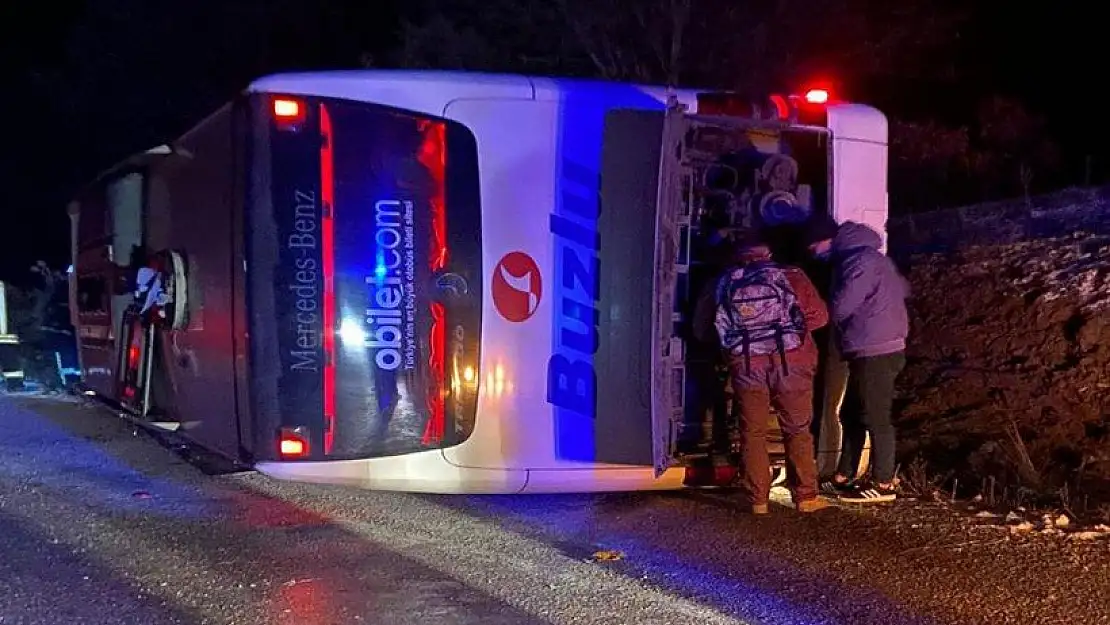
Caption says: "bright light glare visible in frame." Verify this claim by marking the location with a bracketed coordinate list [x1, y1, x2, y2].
[804, 89, 829, 104]
[280, 438, 306, 456]
[480, 362, 514, 398]
[273, 98, 302, 118]
[463, 366, 475, 383]
[337, 319, 367, 345]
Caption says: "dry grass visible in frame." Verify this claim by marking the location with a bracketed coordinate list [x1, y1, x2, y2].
[1002, 418, 1043, 489]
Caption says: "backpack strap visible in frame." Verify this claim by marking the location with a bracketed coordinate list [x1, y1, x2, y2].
[774, 325, 790, 375]
[742, 327, 751, 374]
[764, 266, 797, 375]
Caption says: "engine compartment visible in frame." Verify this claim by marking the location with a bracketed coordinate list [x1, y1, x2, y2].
[665, 117, 840, 483]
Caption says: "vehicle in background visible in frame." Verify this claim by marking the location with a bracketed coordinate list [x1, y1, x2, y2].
[0, 281, 24, 391]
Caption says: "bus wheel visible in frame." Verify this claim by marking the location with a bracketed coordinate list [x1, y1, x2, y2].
[164, 250, 189, 330]
[146, 249, 189, 330]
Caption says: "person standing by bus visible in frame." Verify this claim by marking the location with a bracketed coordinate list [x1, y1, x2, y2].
[804, 217, 910, 503]
[694, 233, 830, 514]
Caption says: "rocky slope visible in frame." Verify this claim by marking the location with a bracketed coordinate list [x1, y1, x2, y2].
[890, 187, 1110, 503]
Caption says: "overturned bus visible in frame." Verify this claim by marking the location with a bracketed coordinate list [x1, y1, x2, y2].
[68, 70, 886, 493]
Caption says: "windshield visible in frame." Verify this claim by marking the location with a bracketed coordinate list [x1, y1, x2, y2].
[252, 94, 482, 461]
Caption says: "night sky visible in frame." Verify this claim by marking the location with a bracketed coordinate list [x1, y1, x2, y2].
[2, 1, 1101, 281]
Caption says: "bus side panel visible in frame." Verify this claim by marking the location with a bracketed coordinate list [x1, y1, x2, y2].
[231, 101, 254, 462]
[145, 105, 242, 460]
[440, 97, 556, 469]
[591, 109, 665, 465]
[443, 98, 666, 470]
[542, 84, 680, 468]
[445, 90, 676, 471]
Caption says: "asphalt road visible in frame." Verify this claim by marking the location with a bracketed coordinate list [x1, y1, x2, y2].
[0, 395, 1107, 625]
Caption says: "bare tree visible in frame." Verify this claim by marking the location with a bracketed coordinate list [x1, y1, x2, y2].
[391, 0, 968, 95]
[392, 0, 586, 74]
[549, 0, 693, 84]
[889, 120, 973, 212]
[977, 96, 1061, 201]
[394, 13, 497, 70]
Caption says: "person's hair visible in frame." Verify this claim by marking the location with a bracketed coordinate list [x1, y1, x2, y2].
[732, 239, 772, 264]
[735, 248, 771, 264]
[802, 214, 839, 246]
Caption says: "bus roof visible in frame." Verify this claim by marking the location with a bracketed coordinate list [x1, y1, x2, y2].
[249, 70, 537, 117]
[248, 70, 705, 118]
[86, 70, 885, 200]
[247, 70, 884, 138]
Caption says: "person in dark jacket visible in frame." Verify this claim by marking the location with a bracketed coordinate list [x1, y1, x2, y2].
[694, 233, 831, 514]
[805, 217, 910, 503]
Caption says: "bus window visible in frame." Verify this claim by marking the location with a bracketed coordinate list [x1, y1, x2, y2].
[107, 172, 144, 269]
[252, 94, 482, 461]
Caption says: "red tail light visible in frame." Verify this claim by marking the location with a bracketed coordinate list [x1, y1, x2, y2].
[278, 428, 310, 459]
[319, 103, 337, 455]
[280, 438, 306, 456]
[423, 302, 447, 446]
[419, 120, 449, 447]
[272, 97, 307, 127]
[419, 120, 449, 273]
[273, 98, 303, 119]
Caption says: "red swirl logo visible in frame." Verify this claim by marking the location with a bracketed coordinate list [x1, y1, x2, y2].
[492, 252, 542, 323]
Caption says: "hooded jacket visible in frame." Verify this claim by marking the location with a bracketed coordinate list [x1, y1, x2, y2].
[829, 222, 910, 358]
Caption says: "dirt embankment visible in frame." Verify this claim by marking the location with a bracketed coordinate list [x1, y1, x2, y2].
[891, 189, 1110, 505]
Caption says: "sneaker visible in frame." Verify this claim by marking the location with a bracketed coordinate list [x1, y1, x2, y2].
[820, 477, 855, 496]
[839, 482, 897, 503]
[796, 497, 832, 513]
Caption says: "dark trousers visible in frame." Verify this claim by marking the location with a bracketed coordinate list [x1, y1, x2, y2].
[730, 354, 819, 505]
[836, 352, 905, 483]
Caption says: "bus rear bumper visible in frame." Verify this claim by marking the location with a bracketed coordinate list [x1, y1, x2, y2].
[254, 454, 687, 494]
[520, 466, 686, 493]
[255, 452, 529, 494]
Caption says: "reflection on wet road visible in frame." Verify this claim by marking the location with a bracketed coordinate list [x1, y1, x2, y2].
[1, 395, 1106, 625]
